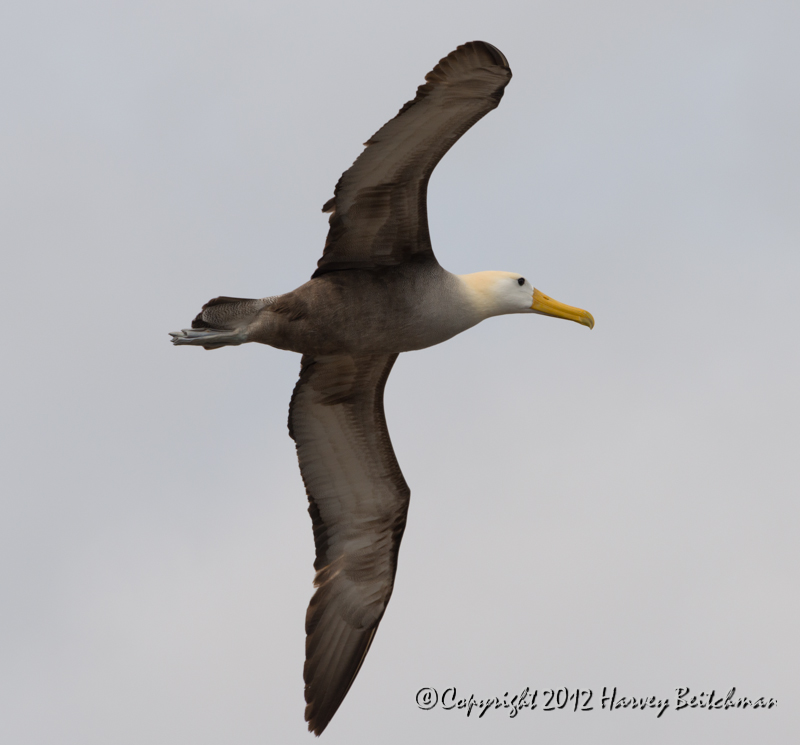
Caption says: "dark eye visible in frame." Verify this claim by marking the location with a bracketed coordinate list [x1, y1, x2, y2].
[517, 277, 525, 286]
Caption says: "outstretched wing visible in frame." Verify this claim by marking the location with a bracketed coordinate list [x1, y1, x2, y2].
[288, 354, 410, 735]
[313, 41, 512, 277]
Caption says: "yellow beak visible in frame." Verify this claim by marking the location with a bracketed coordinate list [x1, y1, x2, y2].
[531, 288, 594, 329]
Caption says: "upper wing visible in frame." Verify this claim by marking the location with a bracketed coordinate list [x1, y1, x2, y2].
[313, 41, 512, 277]
[288, 353, 410, 735]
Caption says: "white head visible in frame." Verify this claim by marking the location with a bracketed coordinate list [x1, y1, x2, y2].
[459, 271, 594, 327]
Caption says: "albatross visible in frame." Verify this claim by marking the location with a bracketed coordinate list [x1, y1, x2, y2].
[170, 40, 594, 735]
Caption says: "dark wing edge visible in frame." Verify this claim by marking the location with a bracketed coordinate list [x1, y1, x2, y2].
[288, 354, 410, 735]
[313, 41, 512, 277]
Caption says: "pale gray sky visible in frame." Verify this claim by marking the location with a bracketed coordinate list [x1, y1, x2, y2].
[2, 1, 798, 743]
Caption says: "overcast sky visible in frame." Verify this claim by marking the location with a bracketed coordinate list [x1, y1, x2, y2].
[2, 1, 798, 743]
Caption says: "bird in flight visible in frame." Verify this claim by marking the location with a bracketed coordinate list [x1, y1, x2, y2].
[171, 40, 594, 735]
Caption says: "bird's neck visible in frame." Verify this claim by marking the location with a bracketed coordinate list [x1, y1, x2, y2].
[456, 271, 509, 320]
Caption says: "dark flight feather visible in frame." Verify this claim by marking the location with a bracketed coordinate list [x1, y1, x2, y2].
[313, 41, 511, 278]
[288, 354, 409, 735]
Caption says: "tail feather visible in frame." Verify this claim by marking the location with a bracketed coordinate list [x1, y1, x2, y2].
[170, 295, 276, 350]
[192, 296, 270, 330]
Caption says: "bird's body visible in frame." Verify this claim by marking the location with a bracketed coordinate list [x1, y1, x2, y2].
[171, 41, 593, 735]
[188, 266, 544, 356]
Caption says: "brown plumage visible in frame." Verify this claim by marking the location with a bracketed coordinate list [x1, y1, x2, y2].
[314, 41, 511, 276]
[289, 354, 408, 733]
[171, 40, 594, 736]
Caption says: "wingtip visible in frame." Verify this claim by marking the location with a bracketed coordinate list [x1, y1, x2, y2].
[304, 691, 333, 736]
[436, 40, 510, 76]
[461, 40, 510, 70]
[472, 41, 511, 70]
[306, 715, 326, 737]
